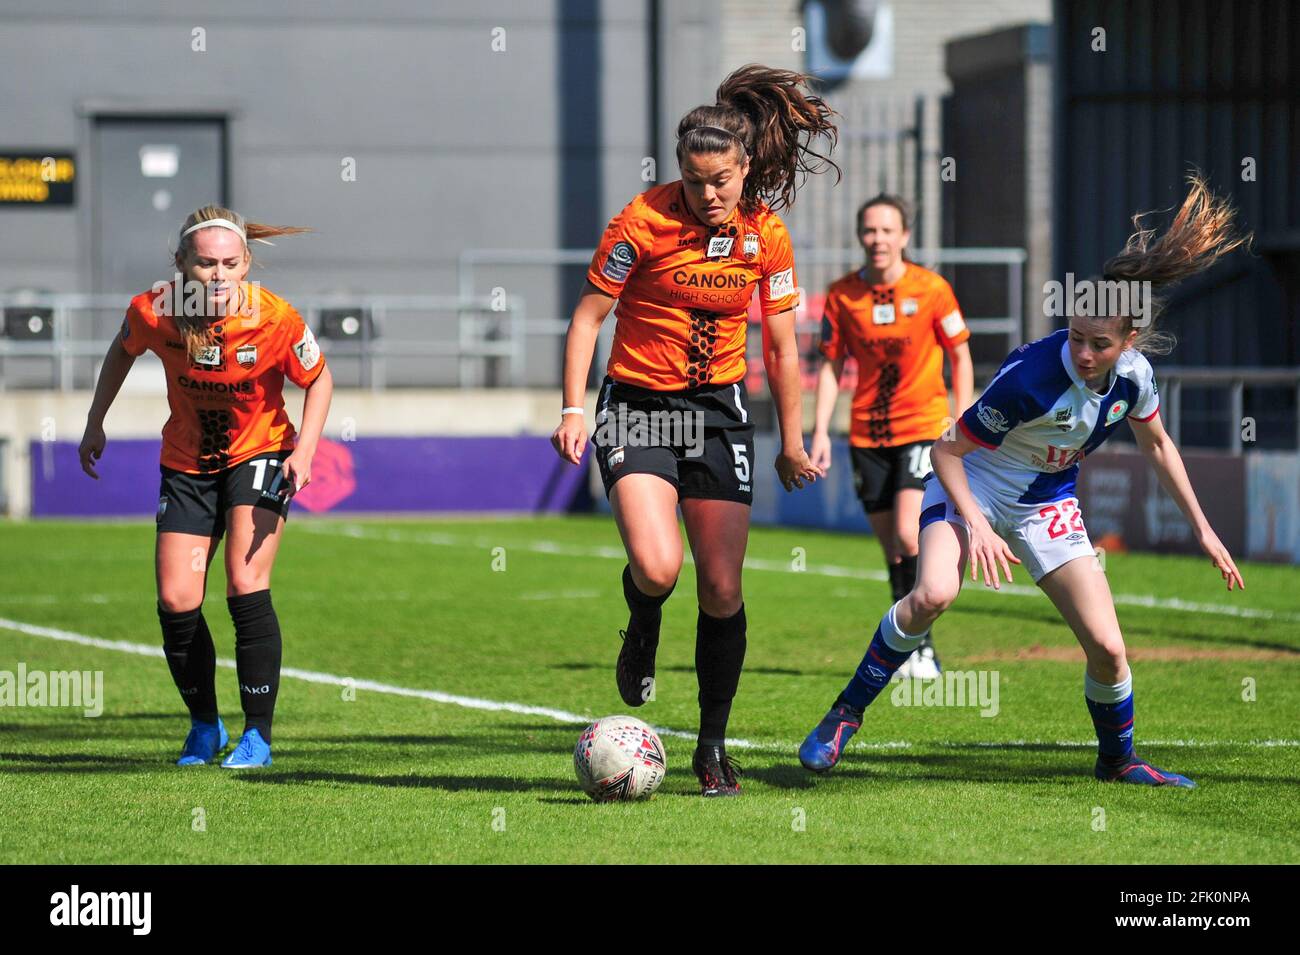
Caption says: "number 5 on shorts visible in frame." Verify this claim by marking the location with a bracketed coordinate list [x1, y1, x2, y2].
[731, 444, 750, 483]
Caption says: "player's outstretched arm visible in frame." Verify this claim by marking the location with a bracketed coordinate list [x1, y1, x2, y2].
[552, 282, 616, 465]
[763, 307, 823, 491]
[79, 335, 138, 479]
[931, 432, 1020, 589]
[1130, 411, 1245, 591]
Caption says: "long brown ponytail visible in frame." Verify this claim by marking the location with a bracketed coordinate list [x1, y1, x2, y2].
[1102, 175, 1248, 355]
[676, 64, 840, 216]
[171, 205, 311, 359]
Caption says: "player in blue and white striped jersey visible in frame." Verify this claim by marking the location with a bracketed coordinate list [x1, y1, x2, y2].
[800, 176, 1248, 786]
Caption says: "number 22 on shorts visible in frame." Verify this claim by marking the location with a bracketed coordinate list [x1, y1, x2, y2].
[1038, 499, 1084, 540]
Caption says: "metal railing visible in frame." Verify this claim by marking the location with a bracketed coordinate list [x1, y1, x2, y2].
[779, 247, 1026, 346]
[17, 262, 1292, 452]
[1153, 367, 1300, 452]
[457, 246, 1024, 341]
[0, 292, 525, 391]
[2, 247, 1024, 393]
[458, 245, 1026, 389]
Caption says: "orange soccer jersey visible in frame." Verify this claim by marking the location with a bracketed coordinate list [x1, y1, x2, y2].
[586, 181, 801, 391]
[120, 282, 326, 474]
[819, 263, 970, 448]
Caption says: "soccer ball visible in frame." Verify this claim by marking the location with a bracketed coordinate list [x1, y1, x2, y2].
[573, 716, 667, 802]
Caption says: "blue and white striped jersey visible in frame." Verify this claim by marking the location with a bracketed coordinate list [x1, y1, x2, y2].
[957, 330, 1160, 504]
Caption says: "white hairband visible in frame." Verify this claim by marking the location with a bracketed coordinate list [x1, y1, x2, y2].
[180, 217, 275, 246]
[685, 125, 747, 149]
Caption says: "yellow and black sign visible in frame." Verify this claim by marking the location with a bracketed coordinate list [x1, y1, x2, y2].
[0, 152, 76, 205]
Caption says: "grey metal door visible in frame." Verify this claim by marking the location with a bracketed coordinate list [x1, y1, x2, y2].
[92, 118, 225, 310]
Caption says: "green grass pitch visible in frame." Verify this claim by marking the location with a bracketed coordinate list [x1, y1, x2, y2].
[1, 516, 1297, 864]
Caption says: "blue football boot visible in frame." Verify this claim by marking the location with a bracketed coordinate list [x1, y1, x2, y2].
[1095, 752, 1196, 788]
[221, 727, 273, 768]
[177, 717, 229, 766]
[798, 700, 864, 773]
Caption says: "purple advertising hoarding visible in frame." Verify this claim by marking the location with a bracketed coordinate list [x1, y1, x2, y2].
[30, 437, 590, 516]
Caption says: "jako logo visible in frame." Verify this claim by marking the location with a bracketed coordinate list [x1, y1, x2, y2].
[240, 684, 272, 695]
[49, 885, 151, 935]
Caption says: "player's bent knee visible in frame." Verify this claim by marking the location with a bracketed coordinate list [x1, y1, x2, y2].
[157, 589, 203, 614]
[700, 599, 742, 619]
[632, 561, 679, 596]
[1087, 637, 1128, 681]
[226, 574, 271, 597]
[697, 581, 742, 617]
[1086, 634, 1128, 680]
[910, 581, 959, 617]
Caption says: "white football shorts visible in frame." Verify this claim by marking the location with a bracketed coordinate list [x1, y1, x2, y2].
[918, 474, 1098, 582]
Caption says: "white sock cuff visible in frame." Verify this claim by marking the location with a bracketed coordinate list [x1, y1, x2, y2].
[1084, 671, 1132, 704]
[880, 601, 927, 654]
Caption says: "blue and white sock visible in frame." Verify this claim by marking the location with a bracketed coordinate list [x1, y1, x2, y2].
[1084, 671, 1135, 761]
[838, 602, 928, 711]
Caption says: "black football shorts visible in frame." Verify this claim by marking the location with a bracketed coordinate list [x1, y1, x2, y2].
[591, 376, 756, 506]
[849, 440, 934, 514]
[157, 450, 294, 537]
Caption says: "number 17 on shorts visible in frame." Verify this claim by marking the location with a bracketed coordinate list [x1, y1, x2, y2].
[248, 457, 287, 500]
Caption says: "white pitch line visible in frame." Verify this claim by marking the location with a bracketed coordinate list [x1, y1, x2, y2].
[0, 616, 746, 748]
[0, 592, 440, 605]
[3, 615, 1296, 754]
[0, 594, 117, 605]
[299, 522, 1300, 625]
[961, 738, 1300, 749]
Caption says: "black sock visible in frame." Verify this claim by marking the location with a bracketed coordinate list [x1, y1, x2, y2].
[158, 604, 218, 723]
[887, 561, 906, 602]
[228, 590, 282, 743]
[897, 554, 918, 596]
[623, 564, 674, 641]
[696, 604, 747, 746]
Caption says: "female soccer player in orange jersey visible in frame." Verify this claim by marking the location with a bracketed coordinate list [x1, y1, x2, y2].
[78, 205, 333, 768]
[551, 65, 838, 796]
[810, 195, 973, 678]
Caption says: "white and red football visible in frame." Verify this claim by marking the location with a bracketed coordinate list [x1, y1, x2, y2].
[573, 716, 667, 802]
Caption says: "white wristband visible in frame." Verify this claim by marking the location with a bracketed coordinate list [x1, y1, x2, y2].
[561, 407, 585, 416]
